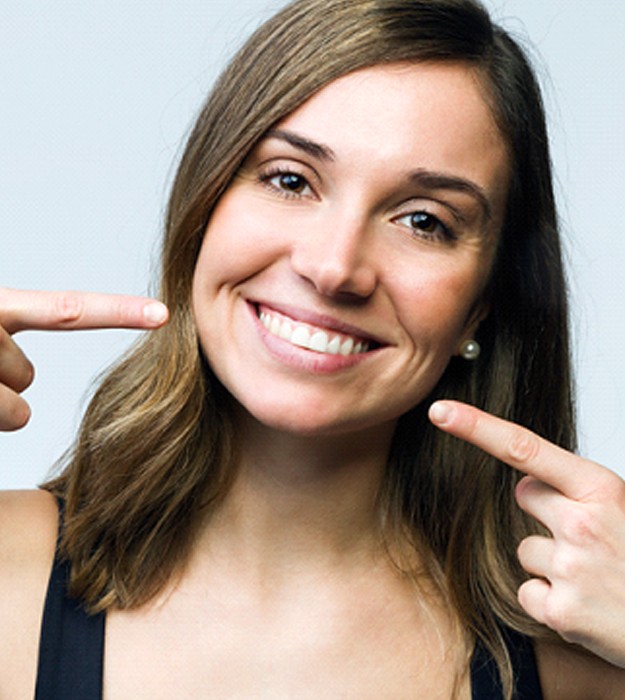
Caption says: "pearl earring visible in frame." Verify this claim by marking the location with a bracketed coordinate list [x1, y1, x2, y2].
[460, 339, 481, 361]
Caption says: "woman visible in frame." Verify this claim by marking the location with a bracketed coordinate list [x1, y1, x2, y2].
[2, 0, 625, 697]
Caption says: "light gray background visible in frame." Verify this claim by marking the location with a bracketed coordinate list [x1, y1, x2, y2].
[2, 0, 624, 488]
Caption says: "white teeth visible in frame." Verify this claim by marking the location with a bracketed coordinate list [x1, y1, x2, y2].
[309, 330, 329, 352]
[290, 326, 310, 348]
[270, 316, 281, 336]
[339, 337, 354, 356]
[258, 308, 370, 356]
[326, 335, 341, 355]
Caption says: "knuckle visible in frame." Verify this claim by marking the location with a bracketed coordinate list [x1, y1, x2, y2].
[518, 579, 589, 644]
[542, 592, 578, 635]
[115, 298, 131, 326]
[466, 411, 481, 436]
[506, 429, 541, 465]
[54, 292, 83, 326]
[551, 547, 582, 580]
[560, 509, 598, 544]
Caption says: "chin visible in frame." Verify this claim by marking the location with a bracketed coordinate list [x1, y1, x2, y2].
[230, 388, 401, 439]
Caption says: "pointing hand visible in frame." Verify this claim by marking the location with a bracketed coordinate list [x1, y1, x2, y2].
[0, 288, 168, 431]
[430, 400, 625, 668]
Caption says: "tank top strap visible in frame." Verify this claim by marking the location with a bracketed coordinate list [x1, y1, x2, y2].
[470, 625, 543, 699]
[33, 499, 541, 699]
[34, 499, 105, 700]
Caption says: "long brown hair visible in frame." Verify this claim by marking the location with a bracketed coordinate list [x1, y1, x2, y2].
[45, 1, 574, 696]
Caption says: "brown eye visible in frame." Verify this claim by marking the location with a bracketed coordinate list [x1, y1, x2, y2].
[261, 169, 314, 198]
[410, 212, 438, 233]
[394, 210, 455, 243]
[278, 173, 307, 193]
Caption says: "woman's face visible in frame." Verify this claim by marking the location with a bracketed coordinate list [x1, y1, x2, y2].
[192, 62, 509, 436]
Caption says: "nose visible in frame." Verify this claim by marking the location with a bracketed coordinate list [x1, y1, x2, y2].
[289, 209, 377, 300]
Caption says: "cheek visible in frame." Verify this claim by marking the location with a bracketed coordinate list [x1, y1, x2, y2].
[193, 193, 289, 291]
[391, 261, 487, 345]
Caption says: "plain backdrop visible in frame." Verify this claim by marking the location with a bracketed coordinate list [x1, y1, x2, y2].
[2, 0, 624, 488]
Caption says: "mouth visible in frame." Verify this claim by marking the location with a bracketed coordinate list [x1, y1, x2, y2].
[255, 303, 381, 357]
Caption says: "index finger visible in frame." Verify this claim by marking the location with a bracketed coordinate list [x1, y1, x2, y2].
[428, 400, 610, 500]
[0, 288, 168, 334]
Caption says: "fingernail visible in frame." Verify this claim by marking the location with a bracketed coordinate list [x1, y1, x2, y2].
[429, 401, 453, 425]
[143, 301, 168, 325]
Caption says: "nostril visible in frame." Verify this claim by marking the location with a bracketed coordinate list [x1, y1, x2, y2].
[295, 261, 377, 300]
[289, 230, 377, 300]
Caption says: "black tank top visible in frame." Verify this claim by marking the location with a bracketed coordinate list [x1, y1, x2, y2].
[35, 536, 543, 699]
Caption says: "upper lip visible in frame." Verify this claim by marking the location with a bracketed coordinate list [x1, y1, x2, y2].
[249, 299, 389, 347]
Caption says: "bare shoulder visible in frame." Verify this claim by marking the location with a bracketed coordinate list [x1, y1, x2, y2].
[0, 489, 59, 570]
[0, 489, 59, 699]
[536, 638, 625, 700]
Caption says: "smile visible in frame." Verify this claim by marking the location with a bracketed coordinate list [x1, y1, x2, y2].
[258, 307, 371, 356]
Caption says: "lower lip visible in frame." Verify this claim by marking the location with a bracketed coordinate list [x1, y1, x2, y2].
[248, 303, 374, 374]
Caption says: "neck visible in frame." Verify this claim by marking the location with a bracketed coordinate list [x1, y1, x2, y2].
[197, 411, 397, 580]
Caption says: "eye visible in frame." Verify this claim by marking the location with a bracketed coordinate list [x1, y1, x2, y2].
[260, 168, 315, 198]
[275, 172, 309, 194]
[395, 210, 456, 243]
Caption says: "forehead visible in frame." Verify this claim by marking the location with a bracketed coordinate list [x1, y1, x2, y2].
[274, 61, 509, 209]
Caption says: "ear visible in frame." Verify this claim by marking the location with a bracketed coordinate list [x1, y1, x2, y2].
[454, 300, 490, 356]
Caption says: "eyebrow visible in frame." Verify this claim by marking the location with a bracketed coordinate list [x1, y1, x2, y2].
[264, 129, 336, 162]
[263, 129, 493, 223]
[408, 169, 493, 223]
